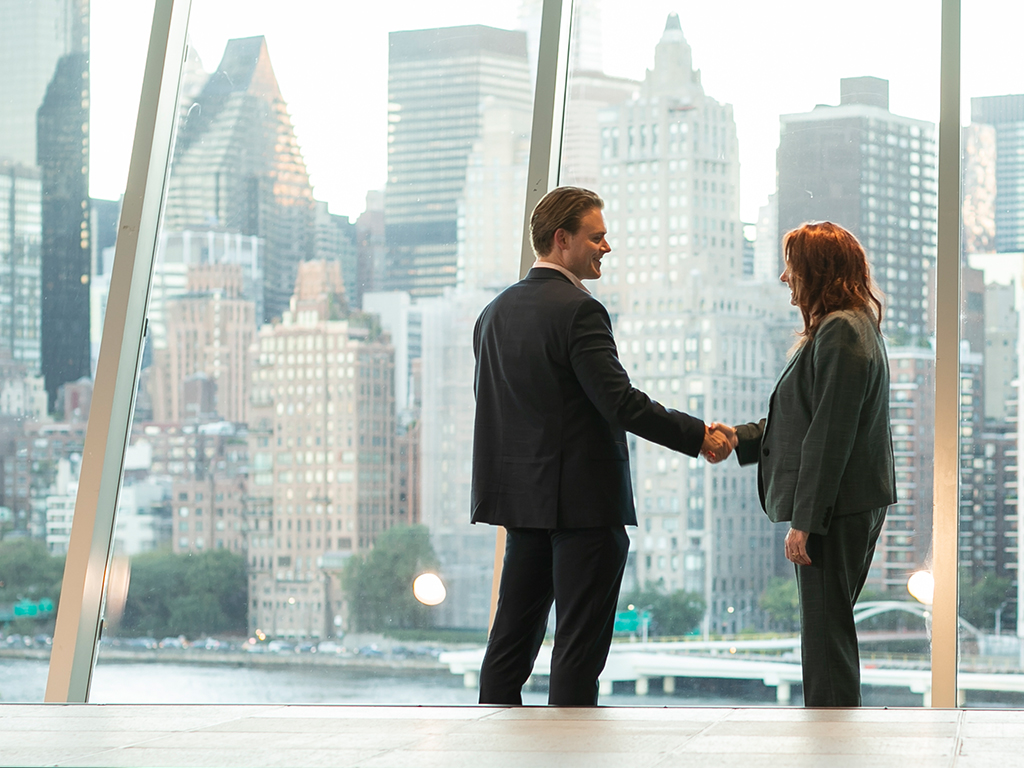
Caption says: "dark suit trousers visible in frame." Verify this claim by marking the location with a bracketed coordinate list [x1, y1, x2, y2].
[797, 507, 887, 707]
[478, 526, 630, 706]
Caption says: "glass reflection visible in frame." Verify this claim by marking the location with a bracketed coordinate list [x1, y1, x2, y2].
[0, 0, 109, 702]
[560, 0, 938, 706]
[88, 0, 538, 705]
[956, 0, 1024, 708]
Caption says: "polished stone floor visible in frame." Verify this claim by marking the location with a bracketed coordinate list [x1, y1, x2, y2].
[2, 703, 1024, 767]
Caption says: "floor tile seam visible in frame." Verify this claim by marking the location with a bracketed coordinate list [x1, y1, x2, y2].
[187, 704, 295, 734]
[947, 708, 966, 768]
[656, 706, 734, 754]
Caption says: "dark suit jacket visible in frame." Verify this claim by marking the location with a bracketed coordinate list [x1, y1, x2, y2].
[734, 308, 896, 535]
[472, 268, 705, 529]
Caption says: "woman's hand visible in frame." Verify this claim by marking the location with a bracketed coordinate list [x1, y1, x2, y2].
[785, 527, 812, 566]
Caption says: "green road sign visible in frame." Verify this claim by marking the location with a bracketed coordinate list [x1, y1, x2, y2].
[614, 610, 639, 633]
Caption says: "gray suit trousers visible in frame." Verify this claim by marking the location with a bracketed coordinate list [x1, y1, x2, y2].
[797, 507, 887, 707]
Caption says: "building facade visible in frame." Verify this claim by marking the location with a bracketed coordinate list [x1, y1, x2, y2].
[246, 261, 397, 639]
[778, 76, 938, 345]
[385, 25, 532, 297]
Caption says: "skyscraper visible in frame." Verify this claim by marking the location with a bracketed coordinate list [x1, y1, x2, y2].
[0, 0, 91, 410]
[961, 123, 996, 256]
[149, 265, 256, 424]
[777, 77, 938, 345]
[246, 261, 397, 639]
[0, 0, 87, 168]
[0, 161, 42, 370]
[592, 15, 794, 633]
[313, 201, 357, 312]
[385, 25, 532, 297]
[971, 95, 1024, 254]
[37, 48, 90, 411]
[164, 36, 315, 324]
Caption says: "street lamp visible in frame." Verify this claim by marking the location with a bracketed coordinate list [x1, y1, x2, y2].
[907, 570, 934, 605]
[995, 599, 1012, 636]
[413, 572, 446, 606]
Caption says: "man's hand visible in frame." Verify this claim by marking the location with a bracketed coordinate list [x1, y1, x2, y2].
[701, 425, 732, 463]
[709, 422, 739, 451]
[785, 527, 811, 566]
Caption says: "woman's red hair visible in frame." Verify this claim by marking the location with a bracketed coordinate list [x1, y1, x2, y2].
[783, 221, 885, 339]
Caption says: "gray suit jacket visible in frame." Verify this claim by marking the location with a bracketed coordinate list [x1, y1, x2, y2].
[734, 308, 896, 535]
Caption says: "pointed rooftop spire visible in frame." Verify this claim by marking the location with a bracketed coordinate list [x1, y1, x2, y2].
[665, 13, 682, 32]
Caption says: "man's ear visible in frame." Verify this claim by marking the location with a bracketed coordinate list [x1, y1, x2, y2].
[552, 227, 569, 252]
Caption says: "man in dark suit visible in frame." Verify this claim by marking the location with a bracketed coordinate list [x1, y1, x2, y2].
[472, 186, 729, 706]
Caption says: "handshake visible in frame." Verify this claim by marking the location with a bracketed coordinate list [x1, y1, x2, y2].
[700, 422, 738, 464]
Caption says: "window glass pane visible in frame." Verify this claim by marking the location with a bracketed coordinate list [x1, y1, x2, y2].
[958, 0, 1024, 706]
[0, 0, 153, 702]
[561, 1, 938, 705]
[89, 0, 536, 704]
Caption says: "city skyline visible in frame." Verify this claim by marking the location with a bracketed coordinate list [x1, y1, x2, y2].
[88, 0, 1024, 224]
[2, 1, 1022, 645]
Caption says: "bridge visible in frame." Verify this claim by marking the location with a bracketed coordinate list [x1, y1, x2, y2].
[438, 602, 1022, 705]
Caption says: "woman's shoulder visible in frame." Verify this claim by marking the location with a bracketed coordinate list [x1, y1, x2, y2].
[815, 308, 880, 352]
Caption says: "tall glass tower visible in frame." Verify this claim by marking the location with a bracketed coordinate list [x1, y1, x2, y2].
[971, 94, 1024, 254]
[164, 36, 316, 324]
[0, 0, 91, 410]
[777, 77, 938, 345]
[385, 25, 532, 297]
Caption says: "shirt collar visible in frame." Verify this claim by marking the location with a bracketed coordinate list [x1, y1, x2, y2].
[531, 260, 591, 295]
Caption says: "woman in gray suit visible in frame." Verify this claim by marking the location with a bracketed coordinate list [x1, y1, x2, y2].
[714, 221, 896, 706]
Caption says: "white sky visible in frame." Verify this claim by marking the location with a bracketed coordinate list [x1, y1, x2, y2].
[90, 0, 1024, 223]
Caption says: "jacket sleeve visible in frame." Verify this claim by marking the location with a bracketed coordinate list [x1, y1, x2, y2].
[567, 298, 706, 456]
[791, 316, 871, 534]
[734, 420, 765, 466]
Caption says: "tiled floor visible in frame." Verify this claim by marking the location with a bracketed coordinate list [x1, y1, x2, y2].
[2, 704, 1024, 767]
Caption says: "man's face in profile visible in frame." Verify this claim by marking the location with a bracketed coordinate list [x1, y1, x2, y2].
[561, 207, 611, 281]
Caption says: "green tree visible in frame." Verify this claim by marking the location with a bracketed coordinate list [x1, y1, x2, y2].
[342, 524, 438, 632]
[959, 571, 1014, 632]
[618, 582, 705, 637]
[0, 539, 64, 603]
[759, 577, 799, 632]
[120, 548, 247, 638]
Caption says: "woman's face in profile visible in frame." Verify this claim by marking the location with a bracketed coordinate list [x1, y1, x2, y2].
[780, 260, 799, 306]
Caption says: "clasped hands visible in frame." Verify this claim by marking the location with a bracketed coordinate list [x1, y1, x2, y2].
[700, 422, 738, 463]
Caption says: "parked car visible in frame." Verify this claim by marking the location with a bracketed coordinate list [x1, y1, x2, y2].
[294, 642, 317, 654]
[316, 640, 344, 654]
[123, 636, 158, 650]
[267, 640, 294, 653]
[158, 636, 187, 649]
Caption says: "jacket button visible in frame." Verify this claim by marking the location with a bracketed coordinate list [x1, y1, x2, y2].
[762, 448, 770, 456]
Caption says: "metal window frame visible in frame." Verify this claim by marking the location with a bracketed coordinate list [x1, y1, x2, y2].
[489, 0, 575, 628]
[930, 0, 962, 708]
[45, 0, 191, 703]
[44, 0, 964, 707]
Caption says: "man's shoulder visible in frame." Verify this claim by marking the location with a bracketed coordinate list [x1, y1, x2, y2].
[490, 272, 598, 310]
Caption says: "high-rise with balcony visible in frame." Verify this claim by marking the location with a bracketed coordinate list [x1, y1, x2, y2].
[385, 25, 532, 297]
[778, 77, 937, 345]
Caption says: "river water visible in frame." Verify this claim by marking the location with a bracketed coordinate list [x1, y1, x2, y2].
[0, 658, 772, 707]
